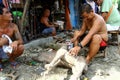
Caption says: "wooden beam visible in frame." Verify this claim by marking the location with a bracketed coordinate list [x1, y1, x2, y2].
[20, 0, 30, 34]
[65, 0, 72, 30]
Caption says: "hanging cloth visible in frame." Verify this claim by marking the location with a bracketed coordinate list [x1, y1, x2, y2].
[2, 0, 9, 8]
[11, 0, 20, 4]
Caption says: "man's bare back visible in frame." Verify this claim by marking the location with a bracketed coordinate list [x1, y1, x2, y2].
[85, 14, 108, 41]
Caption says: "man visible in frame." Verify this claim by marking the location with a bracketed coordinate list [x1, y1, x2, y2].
[40, 8, 57, 36]
[0, 4, 24, 70]
[94, 0, 120, 31]
[86, 0, 96, 12]
[69, 3, 108, 64]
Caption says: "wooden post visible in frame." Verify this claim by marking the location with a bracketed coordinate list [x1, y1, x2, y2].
[20, 0, 30, 34]
[65, 0, 72, 30]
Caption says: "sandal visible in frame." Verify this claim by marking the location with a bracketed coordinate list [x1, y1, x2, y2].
[0, 64, 3, 71]
[10, 62, 18, 69]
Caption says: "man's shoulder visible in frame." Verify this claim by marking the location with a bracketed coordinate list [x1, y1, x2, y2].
[40, 17, 48, 22]
[9, 23, 18, 30]
[96, 14, 104, 22]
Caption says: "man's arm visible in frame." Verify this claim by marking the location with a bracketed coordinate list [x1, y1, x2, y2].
[79, 21, 87, 36]
[71, 19, 87, 46]
[101, 12, 108, 22]
[13, 24, 23, 45]
[75, 19, 87, 39]
[0, 37, 8, 47]
[100, 0, 112, 22]
[43, 19, 54, 27]
[80, 19, 101, 47]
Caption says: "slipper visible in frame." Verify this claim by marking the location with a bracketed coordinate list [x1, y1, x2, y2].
[0, 64, 3, 71]
[10, 62, 18, 69]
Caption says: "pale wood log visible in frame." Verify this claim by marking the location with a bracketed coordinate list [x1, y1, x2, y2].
[20, 0, 30, 33]
[32, 52, 71, 68]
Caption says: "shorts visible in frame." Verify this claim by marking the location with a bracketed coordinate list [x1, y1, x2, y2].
[42, 27, 54, 34]
[79, 33, 107, 48]
[0, 48, 9, 59]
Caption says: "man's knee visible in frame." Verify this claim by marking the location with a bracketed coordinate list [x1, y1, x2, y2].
[18, 45, 24, 52]
[14, 45, 24, 55]
[91, 34, 102, 43]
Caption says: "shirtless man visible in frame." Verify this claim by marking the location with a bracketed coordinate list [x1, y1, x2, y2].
[40, 8, 57, 36]
[0, 4, 24, 70]
[69, 3, 108, 64]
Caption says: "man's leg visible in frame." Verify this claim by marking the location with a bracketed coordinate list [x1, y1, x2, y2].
[86, 34, 102, 64]
[42, 28, 56, 36]
[51, 27, 56, 36]
[9, 45, 24, 62]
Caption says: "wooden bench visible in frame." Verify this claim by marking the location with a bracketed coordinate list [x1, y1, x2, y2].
[108, 28, 120, 47]
[97, 28, 120, 58]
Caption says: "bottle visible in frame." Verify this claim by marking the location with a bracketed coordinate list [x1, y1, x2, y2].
[66, 39, 73, 50]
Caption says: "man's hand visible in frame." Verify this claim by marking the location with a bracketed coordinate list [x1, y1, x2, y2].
[69, 46, 81, 56]
[10, 41, 18, 51]
[71, 37, 77, 43]
[54, 24, 59, 27]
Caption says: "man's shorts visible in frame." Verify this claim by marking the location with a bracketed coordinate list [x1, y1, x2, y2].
[79, 33, 107, 48]
[0, 48, 9, 59]
[42, 27, 54, 34]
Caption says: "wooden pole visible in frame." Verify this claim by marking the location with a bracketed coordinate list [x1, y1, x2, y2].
[20, 0, 30, 34]
[65, 0, 72, 30]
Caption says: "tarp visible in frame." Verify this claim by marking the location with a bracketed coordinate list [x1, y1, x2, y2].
[10, 0, 20, 3]
[69, 0, 80, 29]
[69, 0, 76, 28]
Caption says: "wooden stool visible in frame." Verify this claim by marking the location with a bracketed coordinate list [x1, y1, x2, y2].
[97, 46, 107, 58]
[94, 41, 107, 58]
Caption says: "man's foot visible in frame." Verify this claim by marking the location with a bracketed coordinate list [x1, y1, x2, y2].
[0, 64, 3, 71]
[10, 62, 18, 69]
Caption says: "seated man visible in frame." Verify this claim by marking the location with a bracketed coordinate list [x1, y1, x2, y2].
[69, 3, 108, 64]
[0, 4, 24, 70]
[94, 0, 120, 31]
[40, 8, 57, 36]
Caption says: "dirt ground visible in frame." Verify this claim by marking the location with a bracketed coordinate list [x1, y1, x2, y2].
[0, 33, 120, 80]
